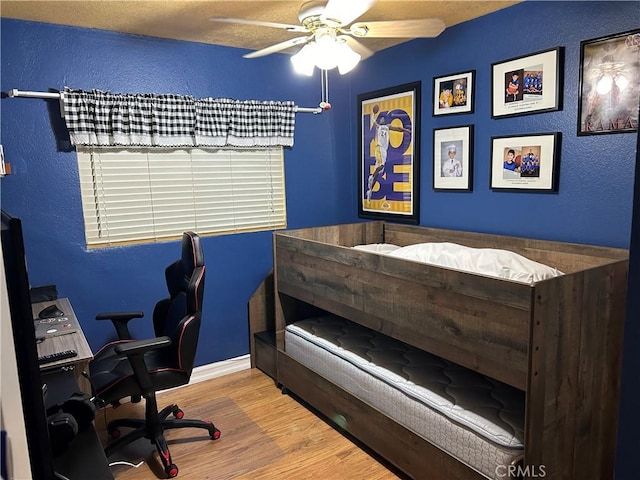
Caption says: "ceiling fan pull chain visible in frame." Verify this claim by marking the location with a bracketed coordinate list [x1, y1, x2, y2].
[319, 69, 331, 110]
[322, 69, 328, 103]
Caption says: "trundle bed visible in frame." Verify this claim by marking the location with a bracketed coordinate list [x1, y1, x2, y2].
[271, 221, 628, 480]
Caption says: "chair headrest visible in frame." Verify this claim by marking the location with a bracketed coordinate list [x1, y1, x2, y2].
[181, 231, 204, 274]
[166, 232, 204, 299]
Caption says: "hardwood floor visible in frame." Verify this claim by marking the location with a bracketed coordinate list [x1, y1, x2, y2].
[94, 368, 403, 479]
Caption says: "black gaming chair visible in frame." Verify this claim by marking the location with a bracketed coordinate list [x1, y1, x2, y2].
[88, 231, 220, 478]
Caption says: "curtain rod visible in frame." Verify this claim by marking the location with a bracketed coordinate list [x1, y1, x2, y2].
[6, 89, 324, 114]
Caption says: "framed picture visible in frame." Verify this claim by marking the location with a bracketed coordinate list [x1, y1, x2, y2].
[433, 70, 475, 116]
[491, 47, 563, 118]
[358, 82, 420, 223]
[490, 132, 561, 191]
[433, 125, 474, 191]
[578, 29, 640, 135]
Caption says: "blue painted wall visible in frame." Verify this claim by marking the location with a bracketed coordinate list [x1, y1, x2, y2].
[0, 19, 353, 365]
[346, 0, 639, 247]
[1, 1, 639, 478]
[1, 0, 637, 358]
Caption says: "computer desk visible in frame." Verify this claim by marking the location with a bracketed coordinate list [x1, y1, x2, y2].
[32, 297, 94, 394]
[33, 298, 114, 479]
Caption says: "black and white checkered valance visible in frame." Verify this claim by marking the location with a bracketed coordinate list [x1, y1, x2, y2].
[62, 87, 296, 147]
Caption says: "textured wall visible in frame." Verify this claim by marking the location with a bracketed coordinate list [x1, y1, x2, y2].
[1, 1, 638, 364]
[0, 19, 352, 364]
[346, 1, 639, 247]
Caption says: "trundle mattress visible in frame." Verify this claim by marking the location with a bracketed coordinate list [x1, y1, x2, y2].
[285, 315, 525, 480]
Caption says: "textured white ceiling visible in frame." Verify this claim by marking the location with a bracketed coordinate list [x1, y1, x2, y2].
[1, 1, 520, 56]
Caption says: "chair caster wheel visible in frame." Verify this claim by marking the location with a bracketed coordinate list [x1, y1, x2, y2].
[173, 408, 184, 419]
[165, 463, 178, 478]
[212, 428, 221, 440]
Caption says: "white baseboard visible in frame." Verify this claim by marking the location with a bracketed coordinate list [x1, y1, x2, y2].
[187, 354, 251, 385]
[110, 355, 251, 399]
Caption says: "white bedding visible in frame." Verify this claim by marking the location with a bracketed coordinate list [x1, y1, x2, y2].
[353, 242, 563, 284]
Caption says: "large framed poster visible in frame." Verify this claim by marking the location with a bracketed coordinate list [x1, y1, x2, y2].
[358, 82, 421, 224]
[578, 29, 640, 135]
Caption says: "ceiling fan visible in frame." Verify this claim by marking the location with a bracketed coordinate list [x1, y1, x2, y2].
[210, 0, 446, 75]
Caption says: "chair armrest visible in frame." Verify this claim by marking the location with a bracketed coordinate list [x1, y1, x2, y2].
[113, 336, 172, 396]
[95, 311, 144, 340]
[113, 336, 171, 356]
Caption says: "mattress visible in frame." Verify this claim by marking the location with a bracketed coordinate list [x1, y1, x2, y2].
[285, 315, 525, 480]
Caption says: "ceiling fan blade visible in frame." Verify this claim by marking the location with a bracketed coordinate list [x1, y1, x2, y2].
[321, 0, 377, 26]
[338, 36, 374, 60]
[243, 36, 312, 58]
[350, 19, 446, 38]
[210, 17, 307, 33]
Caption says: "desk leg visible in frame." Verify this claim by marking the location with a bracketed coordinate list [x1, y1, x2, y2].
[74, 360, 92, 395]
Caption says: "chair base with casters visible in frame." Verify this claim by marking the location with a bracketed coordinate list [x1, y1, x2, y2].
[93, 330, 221, 478]
[104, 393, 221, 478]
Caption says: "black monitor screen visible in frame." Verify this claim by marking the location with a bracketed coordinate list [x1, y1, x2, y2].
[1, 210, 54, 480]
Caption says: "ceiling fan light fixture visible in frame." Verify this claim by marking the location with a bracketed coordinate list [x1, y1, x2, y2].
[336, 41, 361, 74]
[314, 31, 340, 70]
[292, 39, 360, 75]
[291, 44, 316, 76]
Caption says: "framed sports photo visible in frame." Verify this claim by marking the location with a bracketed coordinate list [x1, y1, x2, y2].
[578, 29, 640, 135]
[491, 47, 563, 118]
[433, 125, 473, 191]
[433, 70, 475, 116]
[358, 82, 421, 224]
[490, 132, 561, 191]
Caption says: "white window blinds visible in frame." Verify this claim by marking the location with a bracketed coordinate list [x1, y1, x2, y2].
[76, 146, 286, 247]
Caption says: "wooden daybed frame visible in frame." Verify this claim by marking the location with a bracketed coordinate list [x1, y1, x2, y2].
[268, 221, 628, 480]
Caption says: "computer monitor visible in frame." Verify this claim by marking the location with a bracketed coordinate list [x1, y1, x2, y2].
[1, 209, 55, 480]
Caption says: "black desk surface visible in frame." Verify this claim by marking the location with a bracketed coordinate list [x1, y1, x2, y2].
[42, 369, 114, 480]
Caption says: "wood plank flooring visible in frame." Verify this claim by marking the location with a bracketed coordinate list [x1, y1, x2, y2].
[94, 368, 403, 479]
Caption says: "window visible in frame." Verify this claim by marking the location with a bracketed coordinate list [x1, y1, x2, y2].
[76, 147, 286, 247]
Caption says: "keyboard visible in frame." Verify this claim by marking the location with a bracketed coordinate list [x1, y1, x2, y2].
[38, 349, 78, 365]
